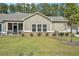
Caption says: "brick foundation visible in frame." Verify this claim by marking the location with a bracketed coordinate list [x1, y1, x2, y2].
[23, 32, 53, 37]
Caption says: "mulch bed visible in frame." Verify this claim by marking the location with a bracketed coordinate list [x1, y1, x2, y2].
[62, 41, 79, 46]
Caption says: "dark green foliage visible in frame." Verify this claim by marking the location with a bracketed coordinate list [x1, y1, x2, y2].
[59, 32, 64, 36]
[76, 32, 79, 34]
[30, 33, 33, 36]
[19, 53, 24, 56]
[45, 33, 49, 36]
[37, 33, 41, 36]
[65, 32, 69, 36]
[21, 33, 24, 37]
[28, 52, 34, 56]
[52, 33, 56, 36]
[0, 3, 68, 16]
[0, 3, 8, 13]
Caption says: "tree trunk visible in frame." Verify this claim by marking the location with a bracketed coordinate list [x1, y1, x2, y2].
[70, 21, 73, 42]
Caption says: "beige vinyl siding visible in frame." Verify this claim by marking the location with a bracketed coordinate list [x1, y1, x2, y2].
[52, 22, 68, 31]
[23, 14, 52, 32]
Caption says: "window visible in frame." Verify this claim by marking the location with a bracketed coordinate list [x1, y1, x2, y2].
[43, 24, 47, 32]
[8, 23, 12, 30]
[18, 23, 23, 30]
[0, 24, 2, 32]
[37, 24, 41, 32]
[32, 24, 36, 32]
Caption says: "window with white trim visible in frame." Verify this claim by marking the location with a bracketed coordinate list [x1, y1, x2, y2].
[37, 24, 41, 32]
[18, 23, 23, 30]
[32, 24, 36, 32]
[43, 24, 47, 32]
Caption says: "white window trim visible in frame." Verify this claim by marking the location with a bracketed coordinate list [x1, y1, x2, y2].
[23, 30, 32, 32]
[37, 24, 42, 32]
[43, 24, 47, 32]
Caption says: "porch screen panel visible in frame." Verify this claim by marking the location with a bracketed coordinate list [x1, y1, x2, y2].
[8, 23, 12, 30]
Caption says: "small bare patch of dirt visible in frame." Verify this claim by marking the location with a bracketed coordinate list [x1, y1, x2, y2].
[62, 41, 79, 46]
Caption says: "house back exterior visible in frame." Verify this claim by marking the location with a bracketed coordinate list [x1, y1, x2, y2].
[0, 12, 69, 36]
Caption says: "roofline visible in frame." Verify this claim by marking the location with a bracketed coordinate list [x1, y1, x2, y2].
[22, 12, 53, 22]
[52, 20, 68, 22]
[3, 20, 22, 22]
[0, 12, 69, 22]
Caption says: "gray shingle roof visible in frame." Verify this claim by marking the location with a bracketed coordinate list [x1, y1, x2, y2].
[0, 12, 68, 22]
[0, 12, 31, 22]
[48, 16, 68, 22]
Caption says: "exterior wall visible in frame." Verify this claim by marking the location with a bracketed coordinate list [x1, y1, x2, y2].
[52, 22, 68, 32]
[23, 14, 52, 32]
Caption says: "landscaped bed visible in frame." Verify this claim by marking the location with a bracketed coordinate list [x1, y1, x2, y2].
[0, 36, 79, 56]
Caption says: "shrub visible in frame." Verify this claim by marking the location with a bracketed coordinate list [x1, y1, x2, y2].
[45, 33, 49, 36]
[52, 33, 56, 36]
[21, 33, 24, 37]
[53, 31, 58, 36]
[19, 53, 24, 56]
[65, 32, 69, 36]
[30, 33, 33, 36]
[59, 32, 64, 36]
[37, 33, 41, 36]
[76, 32, 79, 34]
[28, 52, 34, 56]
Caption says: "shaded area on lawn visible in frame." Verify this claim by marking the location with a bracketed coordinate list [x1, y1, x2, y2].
[63, 41, 79, 46]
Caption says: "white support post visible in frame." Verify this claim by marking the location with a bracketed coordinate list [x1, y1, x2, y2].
[17, 22, 19, 34]
[12, 22, 13, 34]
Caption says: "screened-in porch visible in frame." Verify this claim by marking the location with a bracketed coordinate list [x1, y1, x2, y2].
[7, 22, 23, 35]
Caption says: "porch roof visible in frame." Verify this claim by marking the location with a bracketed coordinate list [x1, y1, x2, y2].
[48, 16, 68, 22]
[0, 12, 31, 22]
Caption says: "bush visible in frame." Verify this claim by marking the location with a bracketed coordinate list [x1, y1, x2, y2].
[53, 31, 58, 36]
[45, 33, 49, 36]
[65, 32, 69, 36]
[19, 53, 24, 56]
[37, 33, 41, 36]
[21, 33, 24, 37]
[59, 32, 64, 36]
[52, 33, 56, 36]
[28, 52, 34, 56]
[76, 32, 79, 34]
[30, 33, 33, 36]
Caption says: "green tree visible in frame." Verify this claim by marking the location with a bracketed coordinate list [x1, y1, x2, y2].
[30, 3, 37, 13]
[70, 13, 79, 24]
[40, 3, 51, 16]
[64, 3, 78, 18]
[64, 3, 79, 42]
[9, 4, 16, 13]
[15, 3, 31, 13]
[0, 3, 8, 13]
[14, 3, 22, 12]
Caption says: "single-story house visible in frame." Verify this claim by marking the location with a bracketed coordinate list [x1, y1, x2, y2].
[0, 12, 71, 36]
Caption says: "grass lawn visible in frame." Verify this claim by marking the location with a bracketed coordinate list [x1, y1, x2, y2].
[0, 36, 79, 56]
